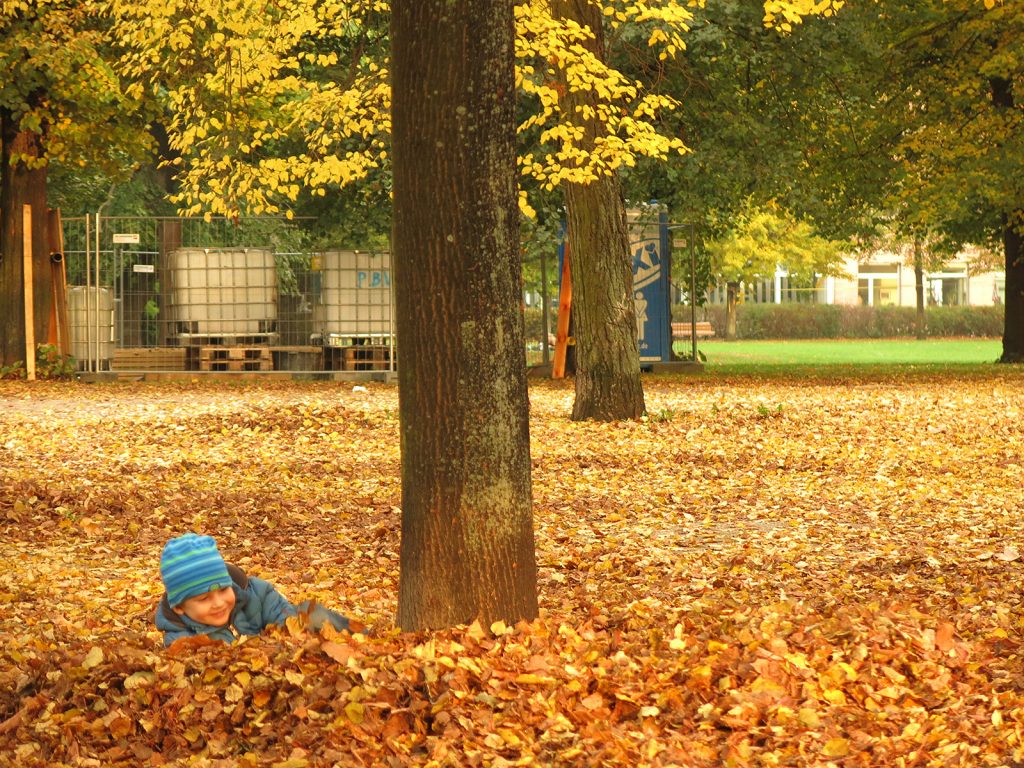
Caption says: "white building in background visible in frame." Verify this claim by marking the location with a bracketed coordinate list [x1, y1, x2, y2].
[705, 250, 1006, 308]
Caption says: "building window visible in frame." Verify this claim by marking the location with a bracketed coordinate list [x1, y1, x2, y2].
[994, 278, 1006, 305]
[858, 276, 899, 306]
[926, 271, 967, 306]
[857, 262, 900, 307]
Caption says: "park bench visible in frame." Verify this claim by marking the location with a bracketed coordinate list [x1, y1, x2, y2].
[671, 321, 715, 339]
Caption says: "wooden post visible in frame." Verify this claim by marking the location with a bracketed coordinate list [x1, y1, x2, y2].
[47, 208, 71, 355]
[541, 248, 550, 365]
[552, 241, 572, 379]
[22, 204, 36, 380]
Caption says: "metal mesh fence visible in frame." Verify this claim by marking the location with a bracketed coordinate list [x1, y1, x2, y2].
[61, 216, 395, 375]
[58, 213, 706, 376]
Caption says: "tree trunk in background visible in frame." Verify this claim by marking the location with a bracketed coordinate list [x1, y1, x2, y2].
[991, 77, 1023, 363]
[0, 108, 52, 368]
[153, 123, 182, 348]
[150, 122, 180, 200]
[725, 281, 739, 340]
[1000, 211, 1023, 363]
[914, 241, 926, 340]
[391, 0, 538, 631]
[552, 0, 645, 422]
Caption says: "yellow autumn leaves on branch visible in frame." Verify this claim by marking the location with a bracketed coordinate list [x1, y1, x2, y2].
[107, 0, 702, 217]
[7, 0, 1004, 218]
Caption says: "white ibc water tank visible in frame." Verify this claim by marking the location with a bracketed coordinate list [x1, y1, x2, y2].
[313, 250, 393, 342]
[167, 248, 278, 335]
[68, 286, 115, 367]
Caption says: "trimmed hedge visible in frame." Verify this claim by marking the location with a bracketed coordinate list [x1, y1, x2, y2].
[690, 304, 1004, 339]
[527, 303, 1004, 342]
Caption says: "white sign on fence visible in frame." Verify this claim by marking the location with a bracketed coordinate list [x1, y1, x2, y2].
[132, 264, 155, 274]
[112, 233, 140, 244]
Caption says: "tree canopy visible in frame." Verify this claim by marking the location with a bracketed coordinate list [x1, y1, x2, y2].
[1, 0, 148, 179]
[108, 0, 701, 220]
[706, 200, 849, 290]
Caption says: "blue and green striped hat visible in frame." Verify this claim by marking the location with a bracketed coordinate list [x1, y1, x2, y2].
[160, 533, 232, 607]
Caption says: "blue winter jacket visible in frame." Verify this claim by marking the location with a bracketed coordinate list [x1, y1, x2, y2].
[155, 563, 349, 647]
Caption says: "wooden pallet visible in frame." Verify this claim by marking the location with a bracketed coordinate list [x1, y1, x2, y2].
[269, 346, 324, 371]
[325, 345, 393, 371]
[197, 358, 274, 372]
[346, 345, 391, 371]
[201, 346, 272, 361]
[190, 346, 274, 371]
[112, 348, 188, 371]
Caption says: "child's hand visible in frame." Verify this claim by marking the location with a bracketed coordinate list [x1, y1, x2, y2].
[299, 601, 352, 633]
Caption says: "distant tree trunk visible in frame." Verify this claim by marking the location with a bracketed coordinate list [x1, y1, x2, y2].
[914, 240, 926, 340]
[152, 122, 181, 347]
[725, 281, 739, 340]
[1, 106, 52, 368]
[992, 77, 1023, 363]
[391, 0, 538, 630]
[552, 0, 645, 422]
[150, 122, 180, 200]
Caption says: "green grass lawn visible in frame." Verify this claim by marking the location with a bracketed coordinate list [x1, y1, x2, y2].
[674, 338, 1010, 375]
[529, 338, 1015, 376]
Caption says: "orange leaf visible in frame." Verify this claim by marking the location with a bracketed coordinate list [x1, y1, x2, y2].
[321, 640, 354, 665]
[935, 622, 955, 652]
[165, 634, 219, 657]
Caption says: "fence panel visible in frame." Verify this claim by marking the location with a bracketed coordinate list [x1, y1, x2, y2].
[59, 216, 396, 376]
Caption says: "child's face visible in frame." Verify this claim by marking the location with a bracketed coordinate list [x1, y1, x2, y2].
[172, 585, 236, 627]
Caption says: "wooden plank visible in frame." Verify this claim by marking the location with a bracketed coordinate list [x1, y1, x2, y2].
[47, 209, 71, 355]
[112, 348, 188, 371]
[173, 333, 279, 347]
[199, 346, 271, 361]
[671, 321, 715, 339]
[23, 205, 35, 381]
[552, 242, 572, 379]
[268, 346, 322, 354]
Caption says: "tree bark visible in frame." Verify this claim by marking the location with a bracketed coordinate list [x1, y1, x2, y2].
[391, 0, 538, 630]
[552, 0, 645, 422]
[153, 122, 182, 348]
[914, 240, 926, 341]
[1, 107, 52, 368]
[991, 77, 1023, 363]
[1000, 211, 1024, 363]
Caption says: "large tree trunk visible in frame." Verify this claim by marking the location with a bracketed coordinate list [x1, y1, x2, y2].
[552, 0, 645, 422]
[1, 108, 52, 368]
[391, 0, 538, 631]
[1000, 211, 1024, 363]
[991, 77, 1023, 363]
[914, 241, 926, 341]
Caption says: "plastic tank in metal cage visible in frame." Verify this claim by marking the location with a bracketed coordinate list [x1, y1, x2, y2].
[311, 250, 393, 346]
[68, 286, 115, 370]
[167, 248, 278, 342]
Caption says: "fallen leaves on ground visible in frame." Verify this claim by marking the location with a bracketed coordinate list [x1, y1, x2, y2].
[1, 373, 1023, 767]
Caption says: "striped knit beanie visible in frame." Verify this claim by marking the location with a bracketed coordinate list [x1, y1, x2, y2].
[160, 533, 232, 607]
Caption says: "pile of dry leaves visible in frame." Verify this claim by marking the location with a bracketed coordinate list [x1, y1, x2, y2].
[1, 374, 1023, 766]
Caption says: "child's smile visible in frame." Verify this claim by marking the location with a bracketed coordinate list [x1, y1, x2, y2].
[173, 585, 237, 627]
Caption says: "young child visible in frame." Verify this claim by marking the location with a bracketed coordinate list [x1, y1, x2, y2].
[155, 532, 351, 647]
